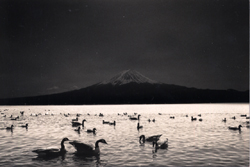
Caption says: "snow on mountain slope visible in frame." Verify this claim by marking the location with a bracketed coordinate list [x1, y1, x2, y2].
[99, 69, 158, 85]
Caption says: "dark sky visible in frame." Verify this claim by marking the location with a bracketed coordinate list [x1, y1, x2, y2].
[0, 0, 249, 98]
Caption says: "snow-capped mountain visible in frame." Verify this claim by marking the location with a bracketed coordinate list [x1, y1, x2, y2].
[0, 70, 248, 105]
[99, 69, 158, 85]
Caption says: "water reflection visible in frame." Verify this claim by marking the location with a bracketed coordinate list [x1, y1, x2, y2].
[32, 153, 66, 161]
[72, 153, 104, 166]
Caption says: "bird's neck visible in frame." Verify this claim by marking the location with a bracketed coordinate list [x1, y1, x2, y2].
[95, 140, 100, 148]
[60, 140, 66, 152]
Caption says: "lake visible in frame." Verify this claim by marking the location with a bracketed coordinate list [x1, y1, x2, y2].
[0, 104, 249, 167]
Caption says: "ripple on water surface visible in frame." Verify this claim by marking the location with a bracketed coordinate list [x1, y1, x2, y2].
[0, 104, 249, 167]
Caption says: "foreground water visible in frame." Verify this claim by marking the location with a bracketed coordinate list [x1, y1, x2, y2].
[0, 104, 249, 167]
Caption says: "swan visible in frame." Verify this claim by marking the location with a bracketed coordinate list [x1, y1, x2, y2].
[130, 114, 141, 120]
[72, 119, 86, 127]
[137, 123, 143, 130]
[139, 134, 162, 144]
[228, 125, 242, 131]
[153, 138, 168, 149]
[32, 138, 69, 157]
[20, 123, 28, 128]
[87, 128, 96, 134]
[69, 139, 107, 155]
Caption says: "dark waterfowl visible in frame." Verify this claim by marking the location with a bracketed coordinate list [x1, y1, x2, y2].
[72, 119, 86, 127]
[152, 119, 155, 122]
[228, 125, 242, 131]
[109, 121, 116, 126]
[170, 116, 175, 119]
[103, 120, 109, 124]
[222, 118, 226, 122]
[130, 114, 141, 120]
[72, 117, 78, 122]
[191, 116, 197, 121]
[11, 116, 19, 120]
[139, 134, 162, 144]
[231, 116, 236, 120]
[198, 114, 201, 117]
[20, 123, 28, 128]
[6, 125, 14, 130]
[99, 113, 104, 117]
[137, 123, 143, 130]
[69, 139, 107, 155]
[32, 138, 69, 157]
[87, 128, 96, 133]
[20, 111, 24, 115]
[199, 118, 203, 121]
[148, 119, 151, 122]
[240, 114, 247, 117]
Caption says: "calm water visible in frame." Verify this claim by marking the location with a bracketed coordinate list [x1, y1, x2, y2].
[0, 104, 249, 167]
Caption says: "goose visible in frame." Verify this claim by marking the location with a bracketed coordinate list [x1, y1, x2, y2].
[32, 138, 69, 157]
[139, 134, 162, 144]
[72, 119, 86, 127]
[20, 123, 28, 128]
[228, 125, 242, 131]
[69, 139, 107, 155]
[137, 123, 143, 130]
[103, 120, 109, 124]
[72, 117, 78, 122]
[153, 138, 168, 149]
[130, 114, 141, 120]
[6, 125, 14, 130]
[191, 116, 197, 121]
[109, 121, 116, 126]
[87, 128, 96, 134]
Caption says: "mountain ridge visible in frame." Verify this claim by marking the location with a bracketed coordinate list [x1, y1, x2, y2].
[0, 70, 248, 105]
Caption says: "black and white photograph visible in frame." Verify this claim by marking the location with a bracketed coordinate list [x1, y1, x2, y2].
[0, 0, 249, 166]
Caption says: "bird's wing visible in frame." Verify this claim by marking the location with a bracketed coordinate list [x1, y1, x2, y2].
[146, 134, 162, 141]
[69, 141, 93, 151]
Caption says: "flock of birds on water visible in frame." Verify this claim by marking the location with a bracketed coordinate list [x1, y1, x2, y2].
[1, 108, 249, 160]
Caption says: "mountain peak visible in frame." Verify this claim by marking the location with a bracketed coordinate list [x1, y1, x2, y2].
[99, 69, 158, 85]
